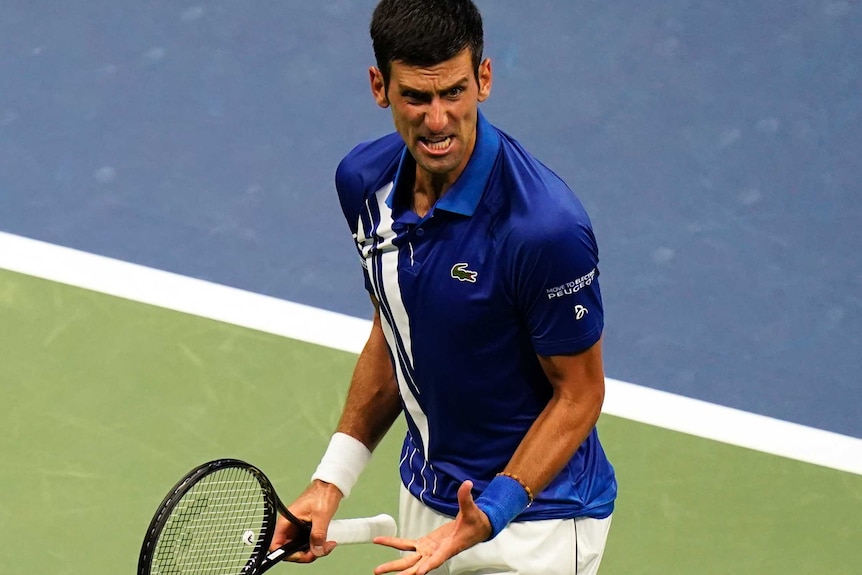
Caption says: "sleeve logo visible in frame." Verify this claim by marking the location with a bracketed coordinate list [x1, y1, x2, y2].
[450, 262, 478, 283]
[574, 305, 589, 320]
[546, 268, 597, 300]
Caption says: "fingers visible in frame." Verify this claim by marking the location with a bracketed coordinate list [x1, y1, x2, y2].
[268, 514, 299, 552]
[374, 479, 490, 575]
[282, 549, 318, 564]
[415, 553, 447, 575]
[270, 480, 344, 561]
[373, 530, 448, 575]
[270, 523, 338, 564]
[372, 537, 420, 575]
[374, 551, 448, 575]
[285, 541, 338, 563]
[373, 536, 419, 552]
[374, 552, 421, 575]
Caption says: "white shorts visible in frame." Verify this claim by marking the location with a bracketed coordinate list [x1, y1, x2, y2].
[399, 485, 612, 575]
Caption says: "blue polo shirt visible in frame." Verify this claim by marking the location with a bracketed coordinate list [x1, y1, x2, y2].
[335, 112, 616, 521]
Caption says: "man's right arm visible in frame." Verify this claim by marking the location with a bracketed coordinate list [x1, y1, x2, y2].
[271, 298, 402, 562]
[334, 297, 402, 451]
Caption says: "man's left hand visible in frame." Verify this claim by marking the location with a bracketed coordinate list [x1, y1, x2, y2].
[372, 480, 491, 575]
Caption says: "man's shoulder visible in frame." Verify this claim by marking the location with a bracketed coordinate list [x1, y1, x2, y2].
[335, 132, 403, 231]
[491, 130, 594, 237]
[495, 130, 569, 194]
[336, 132, 404, 197]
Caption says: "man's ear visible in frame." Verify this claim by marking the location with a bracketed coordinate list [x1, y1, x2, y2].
[369, 67, 390, 108]
[477, 58, 493, 102]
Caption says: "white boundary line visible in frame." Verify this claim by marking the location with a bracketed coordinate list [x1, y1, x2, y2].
[602, 379, 862, 475]
[0, 231, 371, 355]
[2, 230, 861, 476]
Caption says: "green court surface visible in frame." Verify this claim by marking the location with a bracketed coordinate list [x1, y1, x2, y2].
[1, 268, 860, 574]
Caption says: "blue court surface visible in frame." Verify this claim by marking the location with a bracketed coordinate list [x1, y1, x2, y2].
[1, 1, 860, 573]
[2, 0, 859, 439]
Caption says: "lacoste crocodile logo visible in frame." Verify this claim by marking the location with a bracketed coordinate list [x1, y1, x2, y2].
[450, 263, 478, 283]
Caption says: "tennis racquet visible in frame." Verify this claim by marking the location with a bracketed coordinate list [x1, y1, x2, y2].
[138, 458, 397, 575]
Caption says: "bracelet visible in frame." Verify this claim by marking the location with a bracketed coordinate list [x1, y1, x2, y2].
[497, 472, 535, 505]
[310, 432, 372, 499]
[474, 473, 533, 540]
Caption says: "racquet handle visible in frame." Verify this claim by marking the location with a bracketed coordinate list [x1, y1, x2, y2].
[326, 514, 397, 544]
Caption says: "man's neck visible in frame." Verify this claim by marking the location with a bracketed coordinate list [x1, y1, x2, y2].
[412, 171, 453, 218]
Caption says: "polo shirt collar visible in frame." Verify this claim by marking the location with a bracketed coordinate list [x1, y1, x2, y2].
[388, 110, 500, 218]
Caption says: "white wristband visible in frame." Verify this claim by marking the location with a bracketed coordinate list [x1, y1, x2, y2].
[311, 432, 372, 499]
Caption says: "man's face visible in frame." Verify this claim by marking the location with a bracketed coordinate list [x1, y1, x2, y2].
[370, 49, 492, 182]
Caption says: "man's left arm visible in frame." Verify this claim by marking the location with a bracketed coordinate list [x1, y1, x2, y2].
[504, 337, 605, 493]
[372, 339, 605, 575]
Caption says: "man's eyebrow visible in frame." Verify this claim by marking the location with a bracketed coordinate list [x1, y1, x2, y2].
[398, 76, 470, 96]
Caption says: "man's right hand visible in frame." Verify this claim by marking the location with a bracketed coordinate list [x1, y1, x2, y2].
[269, 479, 345, 562]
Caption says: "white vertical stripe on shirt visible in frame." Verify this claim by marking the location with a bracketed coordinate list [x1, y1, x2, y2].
[370, 185, 431, 461]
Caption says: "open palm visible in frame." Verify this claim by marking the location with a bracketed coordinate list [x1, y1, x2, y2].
[373, 481, 492, 575]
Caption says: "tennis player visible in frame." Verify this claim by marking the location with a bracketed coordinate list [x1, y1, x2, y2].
[272, 1, 617, 573]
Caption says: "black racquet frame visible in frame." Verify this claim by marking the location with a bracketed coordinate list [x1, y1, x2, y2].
[138, 458, 314, 575]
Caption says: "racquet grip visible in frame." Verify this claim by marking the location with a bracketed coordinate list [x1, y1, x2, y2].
[326, 514, 397, 544]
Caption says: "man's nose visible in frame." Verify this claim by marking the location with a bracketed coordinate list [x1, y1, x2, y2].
[424, 98, 448, 133]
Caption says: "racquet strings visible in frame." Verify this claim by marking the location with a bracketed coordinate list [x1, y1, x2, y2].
[150, 466, 269, 575]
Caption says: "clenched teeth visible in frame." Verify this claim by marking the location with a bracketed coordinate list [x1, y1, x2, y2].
[422, 136, 452, 150]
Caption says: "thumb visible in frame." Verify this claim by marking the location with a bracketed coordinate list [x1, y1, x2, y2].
[309, 512, 334, 557]
[457, 480, 476, 510]
[457, 480, 491, 540]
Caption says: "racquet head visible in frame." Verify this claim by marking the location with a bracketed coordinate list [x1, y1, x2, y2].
[138, 459, 309, 575]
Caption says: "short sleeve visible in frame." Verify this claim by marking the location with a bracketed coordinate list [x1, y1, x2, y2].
[335, 149, 374, 294]
[334, 135, 404, 296]
[510, 215, 603, 357]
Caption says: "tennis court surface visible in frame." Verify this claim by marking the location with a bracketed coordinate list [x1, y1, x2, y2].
[1, 258, 860, 574]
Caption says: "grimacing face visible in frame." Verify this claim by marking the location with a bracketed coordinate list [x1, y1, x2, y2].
[370, 49, 492, 187]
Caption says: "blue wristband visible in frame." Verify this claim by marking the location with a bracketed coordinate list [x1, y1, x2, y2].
[474, 475, 531, 540]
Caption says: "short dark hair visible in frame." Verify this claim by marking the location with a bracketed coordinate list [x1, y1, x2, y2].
[370, 0, 484, 88]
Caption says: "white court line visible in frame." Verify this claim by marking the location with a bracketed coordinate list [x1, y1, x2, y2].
[0, 231, 371, 355]
[1, 230, 861, 476]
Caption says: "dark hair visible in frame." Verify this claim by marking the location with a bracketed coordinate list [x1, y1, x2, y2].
[370, 0, 484, 88]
